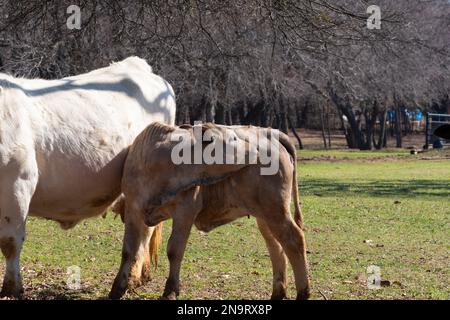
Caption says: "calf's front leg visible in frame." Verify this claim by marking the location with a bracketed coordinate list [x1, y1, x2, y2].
[161, 188, 201, 300]
[109, 203, 156, 299]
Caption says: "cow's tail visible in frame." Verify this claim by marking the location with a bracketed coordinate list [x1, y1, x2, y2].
[150, 222, 163, 269]
[277, 131, 304, 230]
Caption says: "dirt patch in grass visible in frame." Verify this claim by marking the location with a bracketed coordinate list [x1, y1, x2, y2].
[297, 148, 450, 162]
[289, 130, 428, 150]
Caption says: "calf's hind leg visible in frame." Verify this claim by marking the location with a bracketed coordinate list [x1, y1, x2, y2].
[264, 215, 310, 300]
[257, 218, 288, 300]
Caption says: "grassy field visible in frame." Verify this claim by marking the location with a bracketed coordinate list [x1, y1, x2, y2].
[1, 149, 449, 300]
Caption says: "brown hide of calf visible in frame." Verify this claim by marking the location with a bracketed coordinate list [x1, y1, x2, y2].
[121, 122, 310, 300]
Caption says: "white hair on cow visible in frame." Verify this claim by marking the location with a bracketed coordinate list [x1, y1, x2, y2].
[110, 56, 153, 74]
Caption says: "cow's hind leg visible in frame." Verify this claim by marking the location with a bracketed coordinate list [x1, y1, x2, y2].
[0, 170, 37, 297]
[109, 205, 157, 299]
[257, 218, 288, 300]
[264, 214, 310, 300]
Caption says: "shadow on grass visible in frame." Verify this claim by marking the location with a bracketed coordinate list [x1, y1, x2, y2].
[300, 179, 450, 198]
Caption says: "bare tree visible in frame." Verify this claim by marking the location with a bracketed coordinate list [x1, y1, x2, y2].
[0, 0, 448, 149]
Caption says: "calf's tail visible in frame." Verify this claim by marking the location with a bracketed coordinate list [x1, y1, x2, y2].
[277, 131, 304, 230]
[149, 222, 163, 269]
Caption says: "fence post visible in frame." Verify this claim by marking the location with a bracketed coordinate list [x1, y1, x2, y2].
[425, 112, 430, 149]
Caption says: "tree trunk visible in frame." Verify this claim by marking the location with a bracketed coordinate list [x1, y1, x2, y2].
[199, 95, 207, 122]
[261, 102, 270, 127]
[342, 109, 361, 149]
[326, 104, 332, 148]
[374, 110, 387, 149]
[338, 108, 351, 148]
[278, 95, 289, 134]
[206, 100, 215, 123]
[395, 105, 402, 148]
[296, 105, 303, 128]
[231, 108, 240, 125]
[183, 102, 191, 124]
[403, 109, 410, 136]
[214, 103, 225, 124]
[301, 100, 310, 128]
[361, 102, 378, 150]
[226, 108, 233, 125]
[445, 94, 450, 114]
[320, 104, 328, 149]
[288, 116, 303, 150]
[329, 90, 361, 149]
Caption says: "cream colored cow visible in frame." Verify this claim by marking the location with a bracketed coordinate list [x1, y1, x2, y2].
[0, 57, 175, 297]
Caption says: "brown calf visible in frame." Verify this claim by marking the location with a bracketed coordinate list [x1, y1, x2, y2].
[114, 122, 310, 300]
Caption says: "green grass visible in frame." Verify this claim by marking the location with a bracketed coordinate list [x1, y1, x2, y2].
[1, 150, 449, 300]
[300, 159, 449, 299]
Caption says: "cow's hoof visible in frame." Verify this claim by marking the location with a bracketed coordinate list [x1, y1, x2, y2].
[160, 292, 177, 300]
[296, 286, 311, 300]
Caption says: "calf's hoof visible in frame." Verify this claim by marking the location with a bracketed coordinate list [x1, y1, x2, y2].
[0, 280, 23, 299]
[108, 288, 126, 300]
[160, 292, 178, 300]
[270, 286, 287, 300]
[270, 292, 287, 300]
[109, 280, 127, 300]
[296, 286, 311, 300]
[162, 279, 179, 300]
